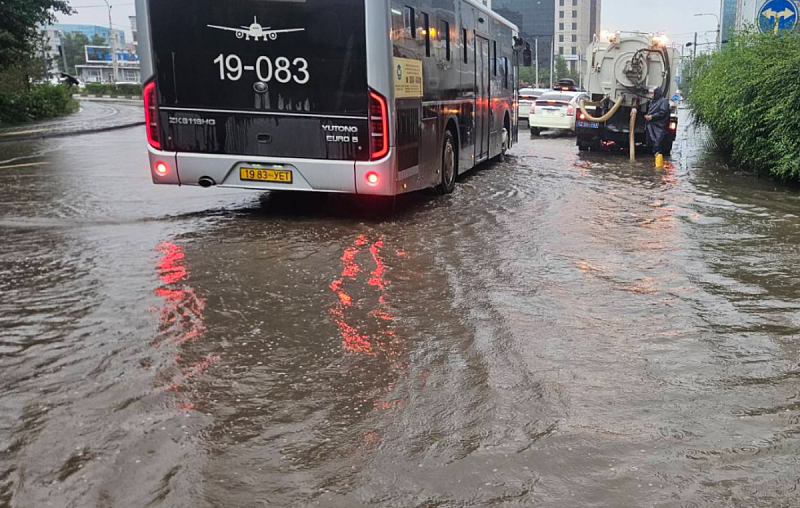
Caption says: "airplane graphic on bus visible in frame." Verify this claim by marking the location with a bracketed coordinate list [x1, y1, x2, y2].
[207, 17, 304, 41]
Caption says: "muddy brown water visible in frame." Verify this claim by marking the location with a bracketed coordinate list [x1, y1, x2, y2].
[2, 117, 800, 507]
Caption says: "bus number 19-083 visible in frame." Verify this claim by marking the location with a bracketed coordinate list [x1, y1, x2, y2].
[213, 54, 310, 84]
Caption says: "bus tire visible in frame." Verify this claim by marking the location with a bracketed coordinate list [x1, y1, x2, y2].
[494, 126, 509, 163]
[437, 130, 457, 195]
[530, 127, 540, 137]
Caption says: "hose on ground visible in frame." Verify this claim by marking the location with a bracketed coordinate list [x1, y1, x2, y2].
[629, 107, 637, 161]
[579, 98, 624, 123]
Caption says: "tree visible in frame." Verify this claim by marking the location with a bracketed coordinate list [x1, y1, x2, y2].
[61, 32, 90, 75]
[554, 56, 570, 82]
[0, 0, 73, 72]
[90, 34, 107, 47]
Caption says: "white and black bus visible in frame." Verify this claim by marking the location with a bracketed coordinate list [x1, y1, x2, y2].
[136, 0, 526, 196]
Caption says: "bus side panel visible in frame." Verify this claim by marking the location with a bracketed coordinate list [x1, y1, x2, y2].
[459, 2, 477, 174]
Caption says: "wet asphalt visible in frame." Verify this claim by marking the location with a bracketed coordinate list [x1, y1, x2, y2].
[1, 113, 800, 508]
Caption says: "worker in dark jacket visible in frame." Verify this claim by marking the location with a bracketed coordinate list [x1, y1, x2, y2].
[644, 87, 670, 155]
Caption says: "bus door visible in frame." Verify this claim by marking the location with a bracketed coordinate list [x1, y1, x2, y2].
[475, 35, 490, 161]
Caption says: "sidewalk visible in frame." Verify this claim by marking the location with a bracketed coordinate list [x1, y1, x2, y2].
[0, 98, 145, 143]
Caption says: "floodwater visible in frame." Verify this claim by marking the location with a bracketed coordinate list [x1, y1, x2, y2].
[2, 115, 800, 508]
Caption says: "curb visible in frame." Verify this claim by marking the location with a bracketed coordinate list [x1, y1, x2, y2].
[77, 96, 143, 104]
[0, 121, 145, 143]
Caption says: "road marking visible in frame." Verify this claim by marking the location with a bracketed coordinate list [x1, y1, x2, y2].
[0, 162, 50, 170]
[0, 128, 53, 137]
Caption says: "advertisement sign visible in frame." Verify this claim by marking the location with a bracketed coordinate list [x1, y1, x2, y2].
[85, 46, 140, 65]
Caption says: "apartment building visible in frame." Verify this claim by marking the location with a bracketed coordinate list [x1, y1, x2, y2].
[554, 0, 601, 72]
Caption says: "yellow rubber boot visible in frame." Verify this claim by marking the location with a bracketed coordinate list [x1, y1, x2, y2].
[655, 153, 664, 169]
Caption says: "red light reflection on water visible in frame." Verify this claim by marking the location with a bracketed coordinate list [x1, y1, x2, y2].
[153, 242, 217, 401]
[329, 235, 400, 356]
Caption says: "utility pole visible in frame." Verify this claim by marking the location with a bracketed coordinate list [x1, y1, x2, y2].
[535, 38, 539, 86]
[104, 0, 118, 83]
[692, 32, 698, 80]
[550, 36, 554, 89]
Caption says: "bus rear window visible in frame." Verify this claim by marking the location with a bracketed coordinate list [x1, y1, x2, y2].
[147, 0, 368, 115]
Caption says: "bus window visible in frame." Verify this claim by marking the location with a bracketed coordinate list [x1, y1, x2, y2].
[422, 12, 430, 57]
[404, 6, 416, 39]
[440, 20, 450, 61]
[503, 57, 509, 89]
[391, 8, 404, 40]
[463, 29, 468, 63]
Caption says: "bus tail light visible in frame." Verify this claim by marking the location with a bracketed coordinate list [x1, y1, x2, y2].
[670, 121, 678, 131]
[366, 171, 380, 186]
[144, 80, 161, 150]
[369, 90, 389, 160]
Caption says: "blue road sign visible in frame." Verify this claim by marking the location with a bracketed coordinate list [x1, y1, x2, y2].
[759, 0, 798, 34]
[672, 94, 681, 102]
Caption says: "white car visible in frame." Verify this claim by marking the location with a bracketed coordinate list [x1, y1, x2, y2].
[529, 91, 590, 136]
[518, 88, 547, 121]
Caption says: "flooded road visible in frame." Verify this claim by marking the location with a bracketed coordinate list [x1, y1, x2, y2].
[2, 117, 800, 507]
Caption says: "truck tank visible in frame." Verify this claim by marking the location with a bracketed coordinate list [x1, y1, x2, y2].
[576, 33, 681, 155]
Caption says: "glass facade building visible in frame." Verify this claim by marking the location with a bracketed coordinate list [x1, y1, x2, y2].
[493, 0, 556, 70]
[720, 0, 738, 41]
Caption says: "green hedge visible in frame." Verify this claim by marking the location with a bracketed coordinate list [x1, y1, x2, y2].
[84, 83, 142, 97]
[0, 84, 78, 125]
[689, 31, 800, 181]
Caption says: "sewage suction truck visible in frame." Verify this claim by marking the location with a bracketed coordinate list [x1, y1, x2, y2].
[576, 32, 680, 156]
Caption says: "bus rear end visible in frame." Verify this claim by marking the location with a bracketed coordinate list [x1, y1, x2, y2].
[139, 0, 394, 195]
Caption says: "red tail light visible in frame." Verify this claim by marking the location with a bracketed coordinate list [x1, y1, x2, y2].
[366, 171, 380, 186]
[155, 161, 169, 176]
[578, 112, 586, 120]
[567, 105, 575, 117]
[369, 90, 389, 160]
[670, 121, 678, 131]
[144, 81, 161, 150]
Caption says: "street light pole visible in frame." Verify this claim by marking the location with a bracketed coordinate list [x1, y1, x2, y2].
[695, 13, 721, 50]
[103, 0, 118, 83]
[535, 38, 539, 87]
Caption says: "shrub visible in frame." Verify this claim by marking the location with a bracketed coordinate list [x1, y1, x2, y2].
[84, 83, 142, 97]
[689, 31, 800, 181]
[0, 84, 78, 125]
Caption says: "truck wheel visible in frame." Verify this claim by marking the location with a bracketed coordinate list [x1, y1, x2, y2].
[437, 131, 457, 195]
[530, 127, 540, 137]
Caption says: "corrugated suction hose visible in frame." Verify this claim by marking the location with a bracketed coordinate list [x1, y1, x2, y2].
[579, 98, 624, 123]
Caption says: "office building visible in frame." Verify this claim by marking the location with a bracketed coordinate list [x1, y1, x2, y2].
[493, 0, 556, 73]
[47, 24, 125, 47]
[720, 0, 738, 41]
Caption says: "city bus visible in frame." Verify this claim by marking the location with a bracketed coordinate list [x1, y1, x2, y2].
[136, 0, 526, 196]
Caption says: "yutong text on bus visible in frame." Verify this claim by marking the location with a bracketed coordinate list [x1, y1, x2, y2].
[137, 0, 527, 196]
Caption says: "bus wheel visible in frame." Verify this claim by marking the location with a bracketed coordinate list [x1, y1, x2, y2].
[438, 131, 457, 195]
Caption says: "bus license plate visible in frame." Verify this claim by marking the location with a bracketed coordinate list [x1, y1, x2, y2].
[240, 168, 293, 184]
[576, 121, 600, 129]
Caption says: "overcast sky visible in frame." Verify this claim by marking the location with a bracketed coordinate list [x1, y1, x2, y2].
[57, 0, 724, 47]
